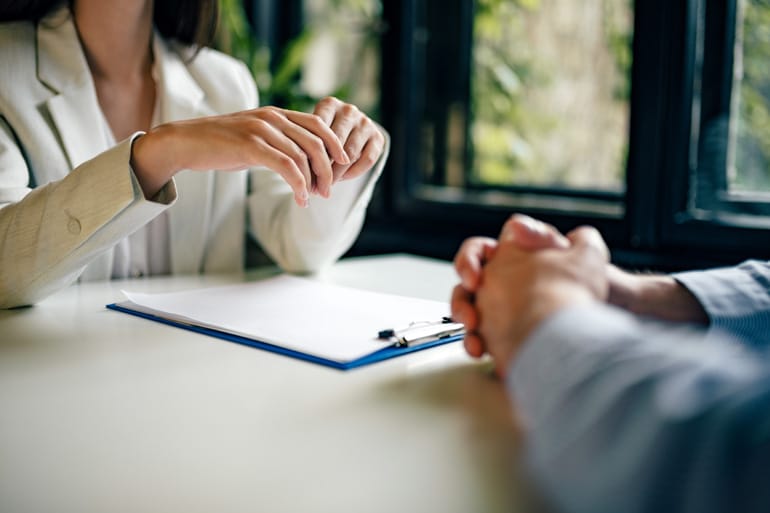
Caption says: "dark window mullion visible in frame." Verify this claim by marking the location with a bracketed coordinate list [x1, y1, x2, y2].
[625, 0, 688, 250]
[244, 0, 303, 73]
[657, 0, 708, 247]
[380, 0, 420, 215]
[695, 0, 734, 204]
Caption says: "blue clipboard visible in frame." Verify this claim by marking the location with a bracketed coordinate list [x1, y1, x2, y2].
[107, 302, 464, 371]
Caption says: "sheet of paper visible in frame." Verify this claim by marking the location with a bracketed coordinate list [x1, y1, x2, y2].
[119, 275, 455, 362]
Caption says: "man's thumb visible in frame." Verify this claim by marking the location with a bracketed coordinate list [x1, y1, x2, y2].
[500, 214, 570, 251]
[566, 226, 610, 261]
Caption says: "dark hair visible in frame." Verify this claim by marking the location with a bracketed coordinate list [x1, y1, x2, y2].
[154, 0, 218, 48]
[0, 0, 219, 47]
[0, 0, 63, 22]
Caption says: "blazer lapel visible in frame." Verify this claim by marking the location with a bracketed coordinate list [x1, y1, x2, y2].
[36, 12, 220, 277]
[36, 8, 115, 279]
[37, 8, 111, 170]
[154, 38, 216, 274]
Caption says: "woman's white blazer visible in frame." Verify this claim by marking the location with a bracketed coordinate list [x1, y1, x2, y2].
[0, 8, 386, 308]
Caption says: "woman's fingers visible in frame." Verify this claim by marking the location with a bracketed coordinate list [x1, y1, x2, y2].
[259, 109, 339, 198]
[336, 135, 384, 182]
[252, 119, 314, 197]
[313, 96, 343, 126]
[243, 136, 309, 206]
[276, 119, 334, 198]
[327, 102, 360, 150]
[162, 103, 377, 203]
[313, 97, 385, 183]
[283, 109, 350, 164]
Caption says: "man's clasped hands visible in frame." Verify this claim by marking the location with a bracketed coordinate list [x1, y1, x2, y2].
[451, 215, 615, 374]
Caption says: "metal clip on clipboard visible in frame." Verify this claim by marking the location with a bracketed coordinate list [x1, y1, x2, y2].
[377, 317, 466, 348]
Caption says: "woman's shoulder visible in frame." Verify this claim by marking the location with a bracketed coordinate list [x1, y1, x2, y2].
[188, 46, 249, 76]
[0, 21, 39, 106]
[0, 18, 35, 41]
[172, 44, 258, 111]
[0, 20, 36, 63]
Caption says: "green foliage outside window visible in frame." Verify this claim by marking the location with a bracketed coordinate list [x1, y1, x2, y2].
[470, 0, 633, 191]
[734, 0, 770, 192]
[215, 0, 382, 113]
[215, 0, 634, 192]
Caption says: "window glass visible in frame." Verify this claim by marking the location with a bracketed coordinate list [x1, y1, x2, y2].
[303, 0, 382, 115]
[693, 0, 770, 220]
[732, 0, 770, 196]
[469, 0, 633, 192]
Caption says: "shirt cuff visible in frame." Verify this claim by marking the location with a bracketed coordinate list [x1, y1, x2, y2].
[674, 261, 770, 347]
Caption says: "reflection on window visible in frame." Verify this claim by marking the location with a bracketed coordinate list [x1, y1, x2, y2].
[470, 0, 633, 192]
[733, 0, 770, 196]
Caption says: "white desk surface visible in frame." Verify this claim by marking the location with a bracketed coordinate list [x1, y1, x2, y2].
[0, 254, 546, 513]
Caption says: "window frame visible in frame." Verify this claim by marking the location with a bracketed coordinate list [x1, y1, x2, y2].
[657, 0, 770, 257]
[374, 1, 632, 255]
[366, 0, 770, 268]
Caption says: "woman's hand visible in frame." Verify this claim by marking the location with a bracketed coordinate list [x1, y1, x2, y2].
[130, 99, 382, 207]
[312, 96, 386, 185]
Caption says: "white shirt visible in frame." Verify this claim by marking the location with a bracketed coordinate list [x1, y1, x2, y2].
[97, 59, 172, 279]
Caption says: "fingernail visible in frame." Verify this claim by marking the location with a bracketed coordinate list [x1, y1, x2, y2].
[517, 215, 547, 236]
[340, 151, 351, 165]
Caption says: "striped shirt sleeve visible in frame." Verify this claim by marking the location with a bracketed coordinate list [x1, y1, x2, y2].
[674, 260, 770, 349]
[508, 303, 770, 513]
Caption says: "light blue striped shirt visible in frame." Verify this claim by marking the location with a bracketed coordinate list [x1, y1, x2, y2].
[508, 260, 770, 513]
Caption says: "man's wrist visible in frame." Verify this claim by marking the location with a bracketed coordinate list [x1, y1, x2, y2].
[608, 266, 708, 324]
